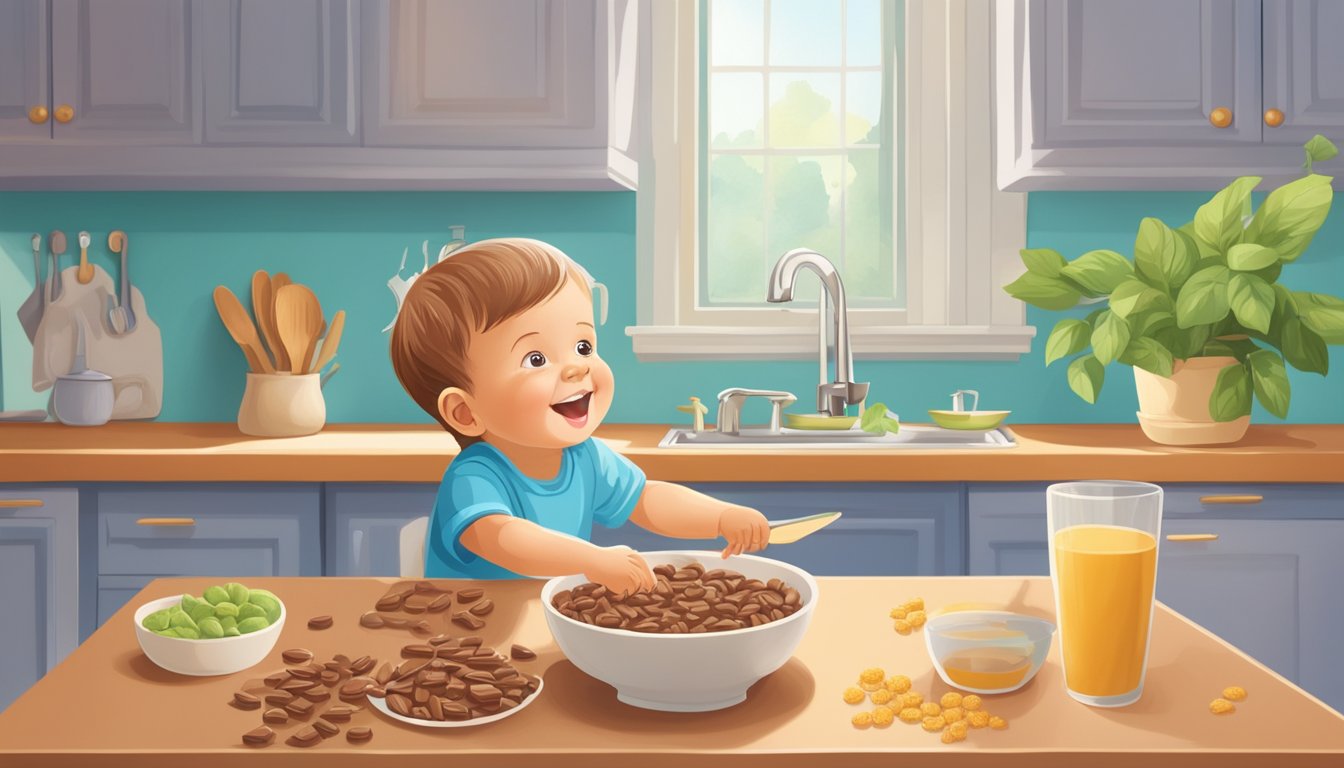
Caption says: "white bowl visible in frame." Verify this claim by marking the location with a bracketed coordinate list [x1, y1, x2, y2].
[541, 550, 818, 712]
[133, 594, 286, 676]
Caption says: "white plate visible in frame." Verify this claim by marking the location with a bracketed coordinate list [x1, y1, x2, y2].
[366, 678, 544, 728]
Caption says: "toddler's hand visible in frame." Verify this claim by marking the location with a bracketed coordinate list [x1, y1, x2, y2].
[583, 545, 656, 595]
[718, 505, 770, 559]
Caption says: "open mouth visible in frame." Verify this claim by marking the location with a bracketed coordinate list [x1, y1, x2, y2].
[550, 391, 593, 427]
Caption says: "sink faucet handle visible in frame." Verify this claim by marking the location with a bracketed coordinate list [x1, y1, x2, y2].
[716, 388, 797, 435]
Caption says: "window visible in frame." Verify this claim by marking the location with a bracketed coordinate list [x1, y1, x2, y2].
[628, 0, 1034, 361]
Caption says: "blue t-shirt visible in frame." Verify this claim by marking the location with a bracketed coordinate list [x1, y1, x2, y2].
[425, 437, 646, 579]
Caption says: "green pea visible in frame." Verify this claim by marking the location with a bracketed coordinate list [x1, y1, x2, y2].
[220, 616, 237, 632]
[169, 610, 198, 631]
[213, 601, 240, 619]
[180, 593, 203, 613]
[203, 585, 230, 606]
[223, 626, 241, 637]
[238, 602, 266, 621]
[142, 609, 172, 632]
[225, 582, 250, 606]
[153, 628, 179, 638]
[198, 616, 224, 639]
[248, 593, 281, 624]
[189, 602, 216, 623]
[174, 625, 200, 640]
[237, 617, 269, 634]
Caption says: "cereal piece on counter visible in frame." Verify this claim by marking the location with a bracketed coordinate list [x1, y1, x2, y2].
[902, 691, 924, 708]
[885, 674, 912, 694]
[860, 680, 883, 692]
[1222, 686, 1248, 702]
[949, 720, 969, 738]
[967, 710, 990, 728]
[1209, 698, 1236, 715]
[843, 687, 866, 705]
[852, 712, 874, 728]
[899, 707, 923, 724]
[906, 597, 925, 612]
[989, 715, 1008, 729]
[908, 610, 927, 628]
[943, 706, 964, 723]
[922, 715, 946, 732]
[940, 729, 961, 744]
[859, 668, 885, 685]
[872, 706, 895, 727]
[894, 619, 913, 635]
[920, 702, 942, 717]
[961, 694, 982, 711]
[889, 608, 907, 620]
[870, 689, 894, 706]
[940, 692, 963, 709]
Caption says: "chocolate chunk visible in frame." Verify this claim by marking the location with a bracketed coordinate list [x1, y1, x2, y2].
[346, 726, 373, 743]
[387, 693, 413, 716]
[264, 691, 294, 706]
[360, 611, 386, 628]
[456, 587, 485, 604]
[307, 615, 333, 630]
[340, 678, 373, 698]
[242, 726, 275, 747]
[467, 684, 502, 705]
[313, 718, 340, 738]
[300, 687, 331, 703]
[373, 662, 394, 684]
[510, 644, 536, 661]
[375, 594, 404, 612]
[286, 726, 322, 748]
[285, 698, 315, 718]
[232, 691, 261, 710]
[279, 678, 315, 692]
[351, 655, 377, 675]
[281, 648, 313, 665]
[403, 594, 433, 614]
[323, 704, 360, 722]
[401, 644, 436, 658]
[428, 633, 454, 646]
[264, 671, 290, 688]
[262, 708, 288, 725]
[452, 611, 486, 630]
[458, 635, 484, 647]
[428, 594, 454, 613]
[414, 580, 439, 594]
[468, 598, 494, 616]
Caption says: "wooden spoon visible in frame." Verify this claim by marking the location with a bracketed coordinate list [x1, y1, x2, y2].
[213, 285, 275, 374]
[250, 271, 281, 371]
[275, 283, 324, 374]
[270, 273, 293, 370]
[310, 309, 345, 374]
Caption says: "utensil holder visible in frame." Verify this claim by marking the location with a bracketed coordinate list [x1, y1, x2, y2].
[237, 373, 325, 437]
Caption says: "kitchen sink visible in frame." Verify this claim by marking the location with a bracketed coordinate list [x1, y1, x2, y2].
[658, 425, 1016, 449]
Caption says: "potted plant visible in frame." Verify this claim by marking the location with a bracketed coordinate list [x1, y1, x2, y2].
[1004, 136, 1344, 445]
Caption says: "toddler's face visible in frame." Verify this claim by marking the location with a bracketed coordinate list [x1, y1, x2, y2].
[465, 279, 614, 449]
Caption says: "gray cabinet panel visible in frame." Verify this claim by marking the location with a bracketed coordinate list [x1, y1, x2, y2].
[95, 484, 321, 576]
[96, 574, 155, 628]
[0, 0, 50, 142]
[203, 0, 358, 145]
[1263, 0, 1344, 145]
[1041, 0, 1261, 146]
[50, 0, 199, 143]
[0, 489, 78, 715]
[325, 484, 435, 576]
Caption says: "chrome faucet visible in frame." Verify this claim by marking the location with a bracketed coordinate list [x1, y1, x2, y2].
[766, 249, 870, 416]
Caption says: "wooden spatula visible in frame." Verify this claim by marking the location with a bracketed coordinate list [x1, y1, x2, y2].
[768, 512, 843, 544]
[213, 286, 275, 374]
[310, 309, 345, 374]
[250, 271, 280, 371]
[275, 283, 324, 374]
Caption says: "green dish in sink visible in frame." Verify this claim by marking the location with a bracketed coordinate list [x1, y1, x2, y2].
[927, 410, 1011, 430]
[784, 412, 859, 430]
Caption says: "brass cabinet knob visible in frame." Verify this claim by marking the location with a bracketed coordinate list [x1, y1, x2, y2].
[1209, 107, 1233, 128]
[1264, 108, 1285, 127]
[27, 105, 49, 124]
[54, 104, 75, 124]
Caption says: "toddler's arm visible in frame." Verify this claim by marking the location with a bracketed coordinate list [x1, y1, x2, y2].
[629, 481, 771, 559]
[460, 515, 655, 593]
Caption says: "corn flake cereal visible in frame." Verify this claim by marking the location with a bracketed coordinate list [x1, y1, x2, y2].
[870, 689, 894, 706]
[922, 716, 946, 732]
[889, 608, 907, 620]
[860, 680, 883, 692]
[908, 610, 927, 628]
[921, 702, 942, 717]
[859, 668, 885, 685]
[885, 675, 912, 694]
[949, 720, 969, 737]
[894, 619, 912, 635]
[906, 597, 925, 612]
[940, 692, 963, 708]
[940, 729, 961, 744]
[961, 694, 982, 711]
[1222, 686, 1248, 702]
[852, 711, 873, 728]
[1209, 698, 1236, 715]
[989, 715, 1008, 730]
[872, 706, 895, 727]
[843, 687, 866, 705]
[899, 707, 922, 723]
[903, 691, 924, 708]
[943, 706, 964, 723]
[968, 710, 990, 728]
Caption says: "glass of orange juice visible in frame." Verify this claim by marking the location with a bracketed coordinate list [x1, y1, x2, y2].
[1047, 480, 1163, 707]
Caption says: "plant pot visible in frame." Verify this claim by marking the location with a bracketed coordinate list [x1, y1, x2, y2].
[1132, 356, 1250, 446]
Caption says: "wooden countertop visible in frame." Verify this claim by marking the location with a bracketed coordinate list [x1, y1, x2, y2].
[0, 576, 1339, 767]
[1, 422, 1343, 483]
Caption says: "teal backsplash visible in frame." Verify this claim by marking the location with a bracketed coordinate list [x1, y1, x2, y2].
[3, 190, 1342, 424]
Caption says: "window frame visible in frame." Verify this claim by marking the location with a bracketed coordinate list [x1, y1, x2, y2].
[627, 0, 1035, 361]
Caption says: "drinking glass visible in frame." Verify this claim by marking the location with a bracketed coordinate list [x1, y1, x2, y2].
[1047, 480, 1163, 707]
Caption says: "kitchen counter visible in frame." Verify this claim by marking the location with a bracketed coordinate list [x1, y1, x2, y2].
[0, 576, 1339, 767]
[1, 422, 1343, 483]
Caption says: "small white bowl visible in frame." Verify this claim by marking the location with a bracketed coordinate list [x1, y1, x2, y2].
[133, 594, 286, 676]
[541, 551, 818, 712]
[924, 609, 1055, 695]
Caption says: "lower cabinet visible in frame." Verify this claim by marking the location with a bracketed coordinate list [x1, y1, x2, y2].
[0, 488, 78, 714]
[325, 484, 437, 576]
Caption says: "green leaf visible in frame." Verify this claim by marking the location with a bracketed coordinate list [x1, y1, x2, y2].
[1003, 272, 1082, 311]
[1294, 292, 1344, 343]
[1044, 319, 1092, 365]
[1136, 310, 1176, 336]
[1175, 266, 1232, 328]
[1247, 350, 1291, 419]
[1019, 248, 1067, 278]
[1177, 221, 1220, 260]
[1201, 337, 1258, 361]
[1108, 279, 1170, 319]
[1067, 356, 1105, 404]
[1090, 310, 1132, 366]
[1194, 176, 1260, 254]
[1304, 134, 1339, 172]
[860, 403, 900, 435]
[1119, 337, 1174, 377]
[1226, 243, 1279, 272]
[1227, 272, 1275, 334]
[1281, 317, 1330, 375]
[1060, 249, 1134, 295]
[1243, 173, 1333, 262]
[1209, 363, 1252, 422]
[1156, 323, 1212, 361]
[1134, 217, 1197, 292]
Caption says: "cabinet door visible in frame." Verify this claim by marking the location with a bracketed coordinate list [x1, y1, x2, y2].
[1263, 0, 1344, 146]
[1039, 0, 1261, 146]
[0, 489, 78, 714]
[325, 484, 436, 576]
[0, 0, 50, 142]
[203, 0, 358, 146]
[50, 0, 199, 143]
[967, 486, 1049, 576]
[1159, 519, 1344, 714]
[361, 0, 602, 148]
[592, 484, 965, 577]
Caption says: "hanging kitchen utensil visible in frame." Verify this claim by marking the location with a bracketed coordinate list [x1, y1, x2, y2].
[77, 231, 94, 284]
[275, 284, 324, 374]
[106, 230, 137, 335]
[47, 230, 67, 303]
[16, 234, 44, 343]
[213, 285, 275, 374]
[250, 271, 281, 371]
[767, 511, 843, 544]
[310, 309, 345, 374]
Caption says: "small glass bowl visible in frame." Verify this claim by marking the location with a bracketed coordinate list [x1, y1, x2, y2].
[924, 609, 1056, 695]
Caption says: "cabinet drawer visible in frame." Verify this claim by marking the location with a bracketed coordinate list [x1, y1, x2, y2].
[96, 485, 321, 576]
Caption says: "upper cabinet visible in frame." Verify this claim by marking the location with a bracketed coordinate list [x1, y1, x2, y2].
[996, 0, 1344, 190]
[0, 0, 639, 190]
